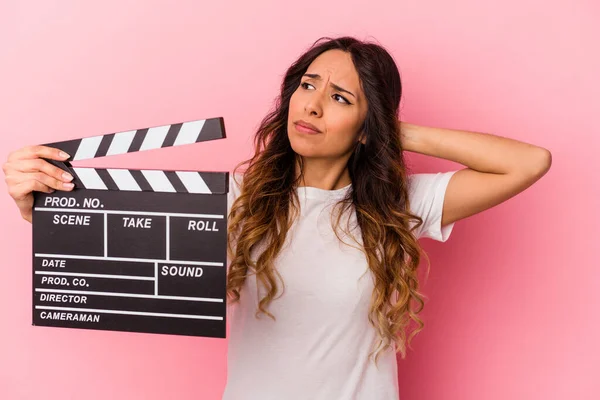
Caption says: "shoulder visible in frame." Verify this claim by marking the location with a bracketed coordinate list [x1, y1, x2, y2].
[227, 172, 245, 207]
[229, 172, 244, 191]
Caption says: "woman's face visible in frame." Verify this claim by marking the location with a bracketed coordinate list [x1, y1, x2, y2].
[287, 49, 368, 160]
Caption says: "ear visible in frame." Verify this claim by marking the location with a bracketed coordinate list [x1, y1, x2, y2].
[358, 131, 366, 145]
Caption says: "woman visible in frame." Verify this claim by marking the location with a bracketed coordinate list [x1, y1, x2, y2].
[4, 36, 551, 399]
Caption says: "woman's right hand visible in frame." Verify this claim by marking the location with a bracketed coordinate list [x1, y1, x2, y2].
[3, 145, 76, 223]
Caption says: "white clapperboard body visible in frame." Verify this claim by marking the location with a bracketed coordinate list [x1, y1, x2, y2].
[32, 117, 228, 338]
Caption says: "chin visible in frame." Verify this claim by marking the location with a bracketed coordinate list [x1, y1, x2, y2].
[288, 137, 311, 157]
[287, 122, 323, 158]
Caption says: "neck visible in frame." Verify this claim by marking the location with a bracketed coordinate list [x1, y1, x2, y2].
[295, 155, 352, 190]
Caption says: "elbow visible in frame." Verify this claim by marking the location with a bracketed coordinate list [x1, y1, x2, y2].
[529, 148, 552, 177]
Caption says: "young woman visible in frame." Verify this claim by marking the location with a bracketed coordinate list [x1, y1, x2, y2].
[4, 36, 551, 399]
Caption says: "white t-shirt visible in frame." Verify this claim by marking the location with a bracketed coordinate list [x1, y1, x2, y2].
[222, 171, 458, 400]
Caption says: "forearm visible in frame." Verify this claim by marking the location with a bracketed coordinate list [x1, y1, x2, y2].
[400, 122, 552, 175]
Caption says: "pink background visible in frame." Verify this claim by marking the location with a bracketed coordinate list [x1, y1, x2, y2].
[1, 1, 598, 399]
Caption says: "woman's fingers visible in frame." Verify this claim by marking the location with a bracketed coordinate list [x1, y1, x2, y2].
[4, 158, 74, 182]
[7, 145, 70, 162]
[5, 172, 74, 198]
[3, 145, 73, 223]
[15, 179, 57, 197]
[7, 180, 53, 219]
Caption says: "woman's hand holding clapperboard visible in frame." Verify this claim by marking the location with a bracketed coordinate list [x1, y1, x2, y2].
[3, 146, 75, 223]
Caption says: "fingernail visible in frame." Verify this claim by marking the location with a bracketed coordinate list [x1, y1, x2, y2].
[63, 182, 74, 189]
[62, 172, 73, 181]
[59, 151, 70, 159]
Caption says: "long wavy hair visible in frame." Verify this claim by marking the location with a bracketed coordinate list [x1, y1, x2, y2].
[226, 36, 431, 364]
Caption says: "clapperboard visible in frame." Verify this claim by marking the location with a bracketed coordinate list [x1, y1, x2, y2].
[31, 117, 228, 338]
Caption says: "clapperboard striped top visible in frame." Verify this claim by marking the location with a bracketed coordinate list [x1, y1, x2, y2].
[44, 117, 228, 194]
[72, 168, 227, 194]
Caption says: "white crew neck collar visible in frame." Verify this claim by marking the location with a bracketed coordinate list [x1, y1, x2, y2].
[295, 182, 352, 200]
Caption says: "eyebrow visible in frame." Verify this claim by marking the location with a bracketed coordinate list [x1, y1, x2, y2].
[302, 73, 356, 99]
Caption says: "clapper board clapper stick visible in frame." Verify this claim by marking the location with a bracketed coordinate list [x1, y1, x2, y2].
[31, 117, 229, 338]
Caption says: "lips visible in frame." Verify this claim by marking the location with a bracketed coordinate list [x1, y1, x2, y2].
[294, 120, 321, 134]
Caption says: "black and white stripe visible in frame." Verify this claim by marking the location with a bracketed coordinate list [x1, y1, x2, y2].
[44, 117, 225, 161]
[71, 168, 228, 194]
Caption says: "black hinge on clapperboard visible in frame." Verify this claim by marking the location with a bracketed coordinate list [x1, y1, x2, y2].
[31, 117, 229, 339]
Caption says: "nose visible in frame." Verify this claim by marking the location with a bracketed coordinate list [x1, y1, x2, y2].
[304, 91, 323, 117]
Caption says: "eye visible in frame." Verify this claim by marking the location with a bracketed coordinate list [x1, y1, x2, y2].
[333, 94, 350, 105]
[301, 82, 314, 90]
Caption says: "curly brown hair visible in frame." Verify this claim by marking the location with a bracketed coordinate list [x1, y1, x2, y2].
[226, 36, 431, 365]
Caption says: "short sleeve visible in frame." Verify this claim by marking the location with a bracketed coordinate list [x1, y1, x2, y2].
[407, 171, 458, 242]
